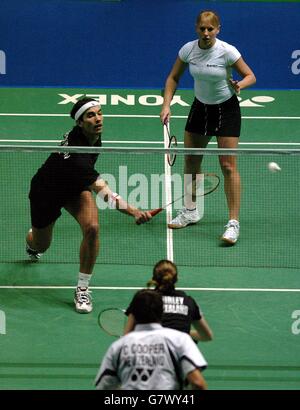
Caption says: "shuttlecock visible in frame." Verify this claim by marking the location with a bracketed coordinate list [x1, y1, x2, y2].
[268, 162, 281, 172]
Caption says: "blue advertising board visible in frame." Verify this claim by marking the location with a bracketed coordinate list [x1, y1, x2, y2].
[0, 0, 299, 89]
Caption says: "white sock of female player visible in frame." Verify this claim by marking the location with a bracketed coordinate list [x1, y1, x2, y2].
[184, 174, 203, 210]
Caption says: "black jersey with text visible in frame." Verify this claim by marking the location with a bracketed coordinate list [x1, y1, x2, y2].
[29, 127, 101, 203]
[160, 289, 202, 333]
[127, 289, 202, 334]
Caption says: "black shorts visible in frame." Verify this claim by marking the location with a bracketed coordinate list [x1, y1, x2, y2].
[185, 94, 241, 137]
[29, 196, 63, 229]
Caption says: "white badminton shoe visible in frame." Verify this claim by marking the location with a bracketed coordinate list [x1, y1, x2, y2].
[168, 208, 200, 229]
[74, 287, 93, 313]
[221, 219, 240, 244]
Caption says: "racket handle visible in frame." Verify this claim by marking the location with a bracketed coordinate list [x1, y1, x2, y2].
[150, 208, 163, 217]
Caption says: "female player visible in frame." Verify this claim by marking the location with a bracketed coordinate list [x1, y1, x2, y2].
[160, 10, 256, 244]
[124, 259, 213, 342]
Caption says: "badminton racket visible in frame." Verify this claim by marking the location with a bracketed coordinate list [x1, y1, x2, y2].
[165, 124, 177, 167]
[150, 173, 220, 217]
[97, 308, 126, 338]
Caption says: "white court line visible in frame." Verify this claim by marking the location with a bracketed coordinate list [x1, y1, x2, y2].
[0, 113, 300, 120]
[1, 139, 300, 146]
[0, 285, 299, 292]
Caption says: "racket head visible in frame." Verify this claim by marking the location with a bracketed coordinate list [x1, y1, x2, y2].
[203, 173, 220, 195]
[97, 308, 126, 338]
[185, 173, 220, 198]
[150, 173, 220, 216]
[167, 135, 177, 167]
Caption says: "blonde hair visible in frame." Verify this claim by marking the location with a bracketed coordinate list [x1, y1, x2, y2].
[147, 260, 178, 292]
[196, 10, 220, 27]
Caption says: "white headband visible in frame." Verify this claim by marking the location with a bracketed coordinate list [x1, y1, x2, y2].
[74, 101, 101, 121]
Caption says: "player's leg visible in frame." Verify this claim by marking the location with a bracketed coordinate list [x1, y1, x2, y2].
[65, 190, 99, 275]
[26, 224, 55, 261]
[217, 136, 241, 244]
[168, 131, 210, 229]
[26, 197, 60, 261]
[64, 190, 99, 313]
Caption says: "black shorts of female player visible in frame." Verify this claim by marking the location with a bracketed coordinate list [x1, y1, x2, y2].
[185, 94, 241, 137]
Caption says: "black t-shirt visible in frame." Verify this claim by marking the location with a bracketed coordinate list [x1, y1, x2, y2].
[126, 289, 202, 334]
[29, 127, 101, 204]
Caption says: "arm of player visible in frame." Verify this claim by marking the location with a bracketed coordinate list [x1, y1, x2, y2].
[179, 332, 208, 389]
[123, 313, 136, 335]
[91, 178, 152, 224]
[186, 369, 207, 390]
[160, 57, 188, 125]
[230, 56, 256, 93]
[95, 345, 121, 390]
[190, 317, 213, 342]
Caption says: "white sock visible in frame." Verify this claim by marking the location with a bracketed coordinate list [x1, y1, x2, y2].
[184, 185, 196, 210]
[184, 173, 201, 210]
[184, 199, 196, 210]
[229, 219, 239, 225]
[77, 272, 92, 289]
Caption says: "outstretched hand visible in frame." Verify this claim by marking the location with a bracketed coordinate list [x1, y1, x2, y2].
[134, 210, 153, 225]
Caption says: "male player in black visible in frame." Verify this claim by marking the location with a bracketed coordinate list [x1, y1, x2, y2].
[26, 98, 152, 313]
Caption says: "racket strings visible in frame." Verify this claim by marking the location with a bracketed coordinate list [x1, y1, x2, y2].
[149, 173, 220, 217]
[203, 174, 220, 194]
[165, 124, 177, 167]
[98, 309, 126, 337]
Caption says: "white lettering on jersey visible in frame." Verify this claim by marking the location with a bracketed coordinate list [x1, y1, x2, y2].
[162, 296, 188, 315]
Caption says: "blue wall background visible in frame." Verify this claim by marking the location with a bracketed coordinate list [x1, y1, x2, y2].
[0, 0, 299, 89]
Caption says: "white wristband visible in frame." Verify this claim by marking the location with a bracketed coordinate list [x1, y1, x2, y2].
[108, 192, 120, 209]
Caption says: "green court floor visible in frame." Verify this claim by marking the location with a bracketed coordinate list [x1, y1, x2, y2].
[0, 88, 300, 390]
